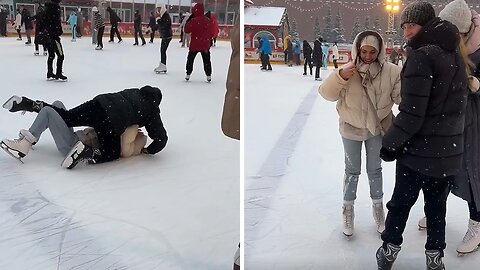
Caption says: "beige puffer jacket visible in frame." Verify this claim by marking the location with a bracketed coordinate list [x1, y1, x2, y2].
[319, 31, 402, 141]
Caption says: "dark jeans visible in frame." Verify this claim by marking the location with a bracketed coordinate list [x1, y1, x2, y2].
[49, 100, 120, 163]
[260, 53, 272, 70]
[109, 23, 122, 41]
[16, 29, 21, 39]
[46, 39, 65, 75]
[160, 37, 172, 65]
[35, 42, 46, 52]
[186, 50, 211, 76]
[150, 29, 156, 42]
[468, 187, 480, 221]
[134, 27, 145, 45]
[315, 64, 321, 79]
[97, 26, 105, 48]
[284, 51, 287, 64]
[381, 162, 452, 254]
[304, 58, 313, 74]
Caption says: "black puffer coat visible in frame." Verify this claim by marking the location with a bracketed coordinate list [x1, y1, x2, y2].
[156, 12, 172, 38]
[93, 85, 168, 155]
[43, 2, 63, 40]
[303, 40, 312, 61]
[312, 39, 323, 65]
[382, 17, 468, 178]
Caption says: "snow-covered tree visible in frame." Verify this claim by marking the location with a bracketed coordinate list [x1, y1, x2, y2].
[363, 16, 371, 31]
[313, 16, 322, 40]
[322, 5, 333, 42]
[332, 9, 346, 43]
[373, 15, 381, 32]
[290, 18, 300, 41]
[351, 17, 361, 42]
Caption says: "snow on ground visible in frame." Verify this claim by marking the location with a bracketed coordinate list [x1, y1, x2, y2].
[0, 36, 239, 270]
[244, 63, 480, 269]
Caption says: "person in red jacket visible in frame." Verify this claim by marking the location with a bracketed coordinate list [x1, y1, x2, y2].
[184, 3, 213, 82]
[205, 11, 219, 47]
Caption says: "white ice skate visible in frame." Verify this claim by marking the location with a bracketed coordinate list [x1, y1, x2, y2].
[43, 51, 48, 56]
[34, 50, 39, 56]
[373, 202, 386, 234]
[418, 216, 427, 230]
[457, 219, 480, 256]
[154, 63, 167, 74]
[342, 204, 354, 237]
[207, 75, 212, 82]
[185, 74, 191, 81]
[95, 46, 103, 50]
[0, 130, 37, 162]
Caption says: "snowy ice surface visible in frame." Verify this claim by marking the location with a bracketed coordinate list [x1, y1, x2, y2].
[0, 37, 239, 270]
[244, 64, 480, 269]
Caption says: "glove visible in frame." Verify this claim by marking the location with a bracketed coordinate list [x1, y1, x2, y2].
[380, 147, 399, 162]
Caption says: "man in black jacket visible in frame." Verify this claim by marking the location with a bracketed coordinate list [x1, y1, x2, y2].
[21, 7, 33, 44]
[44, 0, 66, 81]
[147, 11, 156, 43]
[106, 7, 122, 43]
[153, 4, 172, 73]
[375, 2, 469, 270]
[0, 6, 7, 37]
[133, 9, 145, 46]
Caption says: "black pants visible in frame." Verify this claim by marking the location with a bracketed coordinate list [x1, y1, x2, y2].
[109, 23, 121, 41]
[97, 26, 104, 48]
[35, 42, 46, 52]
[134, 28, 145, 45]
[150, 28, 156, 42]
[16, 29, 21, 39]
[160, 37, 172, 65]
[0, 19, 6, 36]
[76, 23, 82, 37]
[315, 62, 321, 79]
[260, 53, 272, 70]
[381, 162, 452, 254]
[304, 58, 313, 75]
[468, 187, 480, 221]
[49, 100, 120, 163]
[186, 50, 211, 76]
[284, 51, 287, 64]
[46, 39, 65, 75]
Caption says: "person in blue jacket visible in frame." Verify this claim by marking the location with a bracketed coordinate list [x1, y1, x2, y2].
[321, 42, 330, 69]
[258, 35, 272, 71]
[293, 41, 301, 65]
[67, 11, 77, 41]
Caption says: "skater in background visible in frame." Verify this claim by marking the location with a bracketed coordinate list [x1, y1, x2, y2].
[283, 35, 290, 64]
[179, 11, 191, 48]
[33, 4, 47, 56]
[13, 8, 22, 40]
[2, 97, 146, 161]
[21, 7, 33, 45]
[92, 6, 105, 50]
[319, 30, 402, 238]
[133, 9, 145, 46]
[147, 11, 157, 43]
[286, 36, 293, 66]
[178, 12, 184, 43]
[312, 37, 323, 80]
[184, 3, 213, 82]
[153, 4, 172, 73]
[106, 6, 122, 43]
[416, 0, 480, 257]
[375, 2, 469, 269]
[76, 8, 83, 38]
[331, 41, 339, 69]
[220, 16, 240, 270]
[2, 86, 167, 169]
[67, 10, 77, 42]
[0, 6, 7, 37]
[205, 11, 219, 47]
[258, 35, 272, 71]
[302, 40, 313, 76]
[44, 0, 67, 81]
[293, 40, 301, 65]
[321, 41, 330, 69]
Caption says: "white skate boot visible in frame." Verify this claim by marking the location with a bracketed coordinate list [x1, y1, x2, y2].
[154, 63, 167, 74]
[185, 74, 191, 81]
[342, 203, 354, 237]
[207, 75, 212, 82]
[418, 216, 427, 230]
[34, 50, 39, 56]
[1, 129, 37, 161]
[457, 219, 480, 256]
[373, 201, 386, 234]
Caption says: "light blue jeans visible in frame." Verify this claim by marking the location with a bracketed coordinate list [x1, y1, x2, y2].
[29, 101, 77, 156]
[342, 135, 383, 201]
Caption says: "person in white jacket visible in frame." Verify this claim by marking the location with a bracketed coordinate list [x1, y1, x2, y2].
[318, 30, 401, 238]
[331, 41, 339, 69]
[13, 9, 22, 40]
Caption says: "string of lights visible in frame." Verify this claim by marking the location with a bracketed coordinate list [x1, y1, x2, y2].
[284, 0, 328, 12]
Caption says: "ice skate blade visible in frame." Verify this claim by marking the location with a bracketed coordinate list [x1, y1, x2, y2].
[343, 232, 353, 238]
[155, 71, 167, 74]
[457, 245, 480, 256]
[61, 141, 85, 169]
[0, 141, 25, 163]
[2, 96, 21, 111]
[418, 226, 427, 231]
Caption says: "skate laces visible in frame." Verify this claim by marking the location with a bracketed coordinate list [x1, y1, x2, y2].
[373, 203, 385, 224]
[343, 206, 353, 228]
[462, 224, 480, 243]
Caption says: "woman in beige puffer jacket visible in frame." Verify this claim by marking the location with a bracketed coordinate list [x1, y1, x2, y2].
[318, 30, 401, 237]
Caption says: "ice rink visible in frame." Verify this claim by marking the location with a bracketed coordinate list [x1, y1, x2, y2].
[0, 36, 239, 269]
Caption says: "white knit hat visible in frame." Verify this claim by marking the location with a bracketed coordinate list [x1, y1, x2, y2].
[439, 0, 472, 34]
[360, 35, 380, 52]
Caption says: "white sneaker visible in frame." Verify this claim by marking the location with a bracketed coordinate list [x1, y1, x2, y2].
[185, 74, 190, 81]
[1, 130, 37, 158]
[342, 204, 354, 236]
[207, 75, 211, 82]
[154, 63, 167, 73]
[457, 219, 480, 255]
[373, 202, 385, 234]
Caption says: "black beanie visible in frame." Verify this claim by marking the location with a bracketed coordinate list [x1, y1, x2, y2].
[400, 1, 436, 27]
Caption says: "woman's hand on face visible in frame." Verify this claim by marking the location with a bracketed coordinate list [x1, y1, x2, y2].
[339, 62, 357, 80]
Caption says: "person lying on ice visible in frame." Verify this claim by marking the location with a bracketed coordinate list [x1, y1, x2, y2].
[1, 85, 168, 169]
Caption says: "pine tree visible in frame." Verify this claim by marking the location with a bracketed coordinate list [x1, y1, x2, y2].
[351, 17, 362, 42]
[373, 15, 381, 32]
[332, 9, 346, 43]
[313, 16, 322, 40]
[393, 14, 404, 46]
[290, 18, 300, 42]
[364, 16, 371, 31]
[322, 5, 333, 42]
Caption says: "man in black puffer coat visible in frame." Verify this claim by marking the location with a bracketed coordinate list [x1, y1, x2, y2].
[375, 2, 468, 270]
[43, 0, 66, 81]
[45, 85, 168, 169]
[106, 7, 122, 43]
[312, 37, 323, 80]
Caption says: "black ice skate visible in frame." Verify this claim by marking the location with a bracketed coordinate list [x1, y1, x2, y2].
[426, 250, 445, 270]
[2, 95, 43, 113]
[376, 243, 401, 270]
[207, 76, 212, 83]
[47, 72, 56, 81]
[56, 73, 68, 82]
[61, 141, 95, 169]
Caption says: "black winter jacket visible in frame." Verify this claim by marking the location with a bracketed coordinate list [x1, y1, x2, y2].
[382, 17, 468, 178]
[93, 85, 168, 155]
[44, 3, 63, 40]
[156, 12, 172, 38]
[303, 41, 312, 60]
[106, 7, 121, 25]
[312, 39, 323, 65]
[134, 13, 142, 30]
[21, 8, 33, 30]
